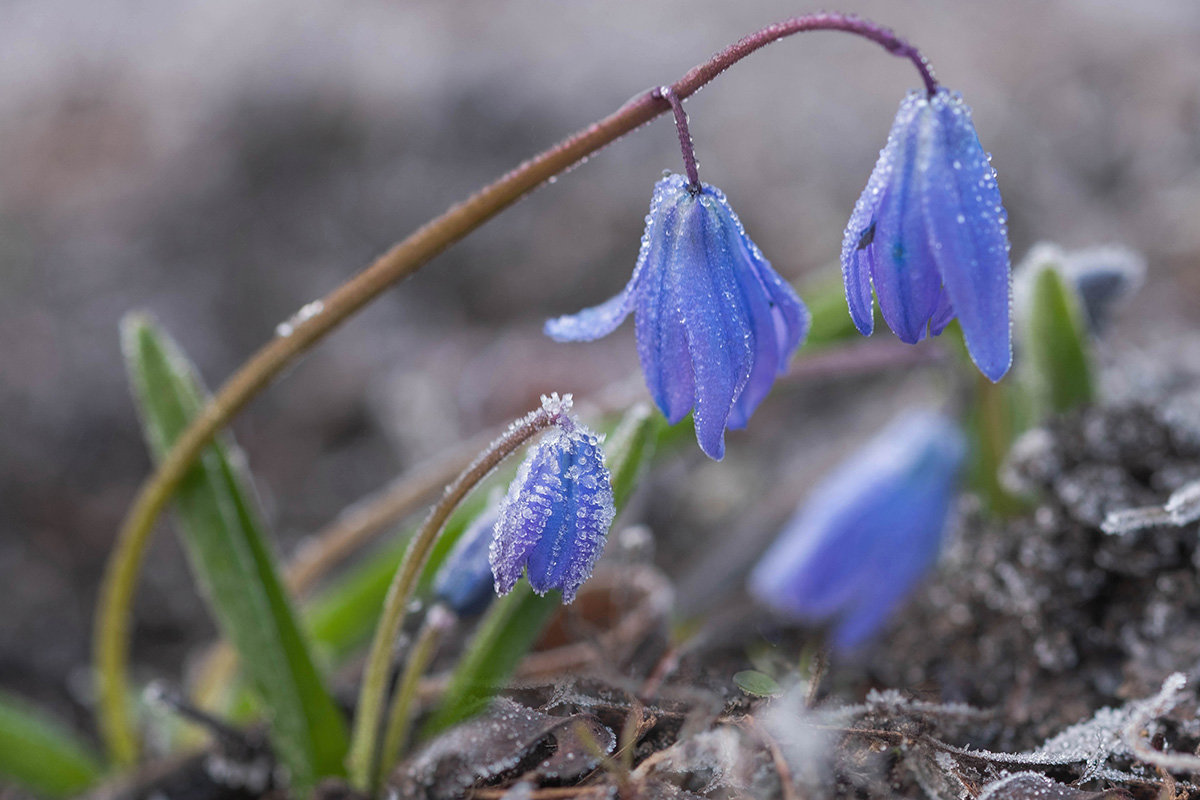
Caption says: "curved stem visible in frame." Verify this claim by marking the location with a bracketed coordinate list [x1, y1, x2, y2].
[656, 87, 701, 191]
[94, 11, 937, 764]
[346, 403, 560, 791]
[376, 605, 455, 787]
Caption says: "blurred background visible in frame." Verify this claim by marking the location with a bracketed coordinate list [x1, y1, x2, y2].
[2, 0, 1199, 738]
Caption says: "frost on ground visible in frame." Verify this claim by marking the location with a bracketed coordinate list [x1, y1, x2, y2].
[99, 389, 1200, 800]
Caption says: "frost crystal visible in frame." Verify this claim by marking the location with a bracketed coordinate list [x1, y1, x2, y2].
[490, 408, 615, 603]
[1102, 478, 1200, 534]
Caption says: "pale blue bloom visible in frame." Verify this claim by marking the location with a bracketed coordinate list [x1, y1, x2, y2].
[748, 410, 966, 650]
[546, 173, 809, 460]
[490, 416, 615, 603]
[433, 507, 499, 617]
[842, 89, 1012, 381]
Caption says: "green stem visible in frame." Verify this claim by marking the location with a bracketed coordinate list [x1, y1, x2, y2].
[93, 13, 937, 764]
[375, 605, 454, 787]
[346, 404, 557, 791]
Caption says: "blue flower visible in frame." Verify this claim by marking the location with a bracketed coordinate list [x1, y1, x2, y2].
[546, 173, 809, 460]
[433, 506, 500, 617]
[748, 410, 966, 651]
[842, 89, 1012, 381]
[490, 413, 615, 603]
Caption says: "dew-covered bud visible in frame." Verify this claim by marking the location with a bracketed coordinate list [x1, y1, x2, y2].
[489, 412, 616, 603]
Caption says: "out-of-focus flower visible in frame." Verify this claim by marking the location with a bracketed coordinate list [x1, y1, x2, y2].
[841, 89, 1011, 381]
[490, 411, 615, 603]
[546, 173, 809, 460]
[748, 410, 966, 650]
[433, 506, 500, 617]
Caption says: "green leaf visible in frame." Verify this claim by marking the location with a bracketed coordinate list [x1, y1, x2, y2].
[1023, 264, 1095, 416]
[603, 402, 661, 510]
[800, 269, 869, 349]
[422, 403, 662, 737]
[304, 536, 409, 664]
[0, 691, 103, 797]
[943, 321, 1029, 517]
[121, 314, 348, 793]
[732, 670, 783, 698]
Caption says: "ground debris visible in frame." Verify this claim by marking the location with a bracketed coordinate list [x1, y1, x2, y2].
[872, 400, 1200, 749]
[976, 773, 1132, 800]
[387, 697, 614, 800]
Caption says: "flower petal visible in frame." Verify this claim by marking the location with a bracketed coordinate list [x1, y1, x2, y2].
[435, 506, 500, 616]
[841, 95, 923, 339]
[535, 431, 614, 603]
[544, 175, 685, 343]
[928, 285, 956, 336]
[921, 90, 1012, 381]
[676, 191, 755, 460]
[758, 261, 810, 367]
[725, 262, 778, 431]
[544, 284, 638, 342]
[490, 437, 561, 595]
[869, 98, 943, 345]
[523, 443, 574, 596]
[634, 189, 695, 424]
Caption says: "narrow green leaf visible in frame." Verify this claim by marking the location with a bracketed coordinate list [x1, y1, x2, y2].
[422, 403, 661, 737]
[0, 692, 103, 797]
[1024, 264, 1095, 416]
[304, 536, 409, 664]
[604, 402, 661, 509]
[732, 670, 783, 698]
[800, 269, 870, 349]
[942, 322, 1029, 517]
[121, 314, 348, 792]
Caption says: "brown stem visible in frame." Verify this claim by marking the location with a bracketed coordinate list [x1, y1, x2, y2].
[655, 86, 701, 191]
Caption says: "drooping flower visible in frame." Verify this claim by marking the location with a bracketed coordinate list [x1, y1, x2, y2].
[842, 88, 1012, 381]
[546, 173, 810, 460]
[490, 410, 615, 603]
[433, 505, 500, 617]
[748, 409, 966, 651]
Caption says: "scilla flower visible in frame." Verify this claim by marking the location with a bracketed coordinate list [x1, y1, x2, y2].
[842, 89, 1012, 381]
[490, 408, 615, 603]
[748, 410, 965, 651]
[546, 173, 809, 460]
[433, 506, 500, 617]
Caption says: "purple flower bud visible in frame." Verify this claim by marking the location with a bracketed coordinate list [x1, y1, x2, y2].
[842, 89, 1012, 382]
[748, 410, 966, 651]
[489, 412, 615, 604]
[546, 173, 810, 460]
[433, 507, 500, 617]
